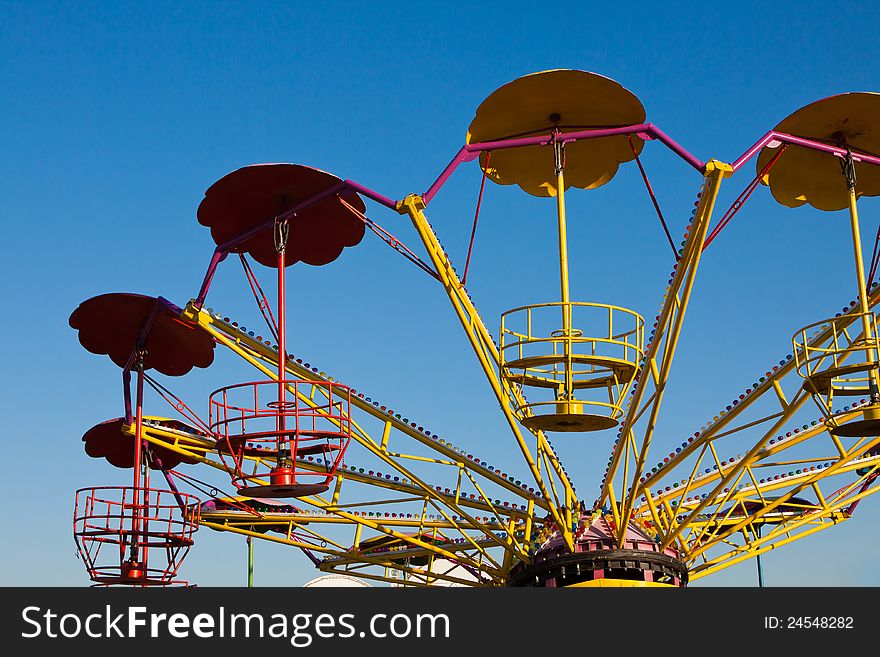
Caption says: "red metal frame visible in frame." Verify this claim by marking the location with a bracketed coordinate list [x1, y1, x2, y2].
[210, 380, 353, 498]
[73, 486, 199, 586]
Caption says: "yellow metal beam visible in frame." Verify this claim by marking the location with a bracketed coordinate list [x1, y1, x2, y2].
[642, 288, 880, 500]
[611, 160, 731, 542]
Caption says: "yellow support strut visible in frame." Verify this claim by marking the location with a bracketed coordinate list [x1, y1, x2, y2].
[610, 161, 731, 542]
[846, 183, 880, 401]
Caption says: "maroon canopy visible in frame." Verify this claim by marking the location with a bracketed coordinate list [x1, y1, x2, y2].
[197, 163, 366, 268]
[82, 418, 201, 469]
[69, 293, 215, 376]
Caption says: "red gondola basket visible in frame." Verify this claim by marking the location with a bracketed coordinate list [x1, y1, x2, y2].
[73, 486, 199, 586]
[210, 379, 352, 498]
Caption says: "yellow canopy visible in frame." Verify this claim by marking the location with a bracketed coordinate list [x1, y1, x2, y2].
[466, 69, 646, 197]
[758, 92, 880, 211]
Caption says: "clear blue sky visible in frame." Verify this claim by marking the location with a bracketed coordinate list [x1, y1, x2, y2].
[2, 1, 880, 586]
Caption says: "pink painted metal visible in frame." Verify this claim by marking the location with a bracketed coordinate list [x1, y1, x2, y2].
[731, 130, 880, 173]
[423, 123, 706, 205]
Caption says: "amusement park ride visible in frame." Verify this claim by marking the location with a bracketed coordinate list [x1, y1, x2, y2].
[70, 70, 880, 587]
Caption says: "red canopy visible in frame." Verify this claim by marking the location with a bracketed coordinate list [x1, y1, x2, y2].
[69, 293, 215, 376]
[197, 163, 366, 268]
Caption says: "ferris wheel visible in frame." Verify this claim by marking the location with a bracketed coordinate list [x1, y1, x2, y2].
[70, 70, 880, 587]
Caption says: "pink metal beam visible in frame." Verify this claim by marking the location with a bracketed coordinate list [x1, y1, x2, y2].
[730, 130, 880, 173]
[422, 123, 706, 205]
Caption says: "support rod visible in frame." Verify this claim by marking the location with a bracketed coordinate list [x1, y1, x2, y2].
[276, 220, 290, 465]
[247, 536, 254, 587]
[131, 360, 146, 565]
[756, 525, 765, 588]
[847, 184, 879, 402]
[554, 139, 574, 400]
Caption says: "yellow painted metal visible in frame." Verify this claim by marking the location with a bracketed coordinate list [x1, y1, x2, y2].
[610, 160, 732, 542]
[680, 459, 880, 577]
[689, 516, 844, 581]
[786, 189, 880, 431]
[199, 507, 506, 532]
[126, 418, 214, 453]
[645, 441, 879, 528]
[639, 415, 855, 515]
[603, 163, 725, 508]
[638, 407, 880, 567]
[466, 69, 646, 196]
[660, 394, 808, 550]
[758, 92, 880, 211]
[164, 269, 880, 586]
[793, 314, 879, 396]
[204, 521, 494, 587]
[556, 153, 571, 312]
[847, 188, 880, 401]
[108, 86, 880, 587]
[646, 285, 880, 497]
[325, 563, 493, 588]
[686, 435, 880, 562]
[555, 152, 575, 411]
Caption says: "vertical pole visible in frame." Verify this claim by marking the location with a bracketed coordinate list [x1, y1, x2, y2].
[554, 138, 574, 401]
[401, 195, 576, 550]
[131, 360, 145, 566]
[247, 536, 254, 587]
[847, 186, 879, 401]
[755, 525, 765, 588]
[276, 219, 290, 467]
[555, 146, 571, 315]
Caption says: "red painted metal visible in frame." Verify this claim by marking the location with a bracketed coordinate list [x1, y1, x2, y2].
[131, 364, 145, 562]
[72, 292, 208, 585]
[627, 135, 677, 259]
[703, 145, 788, 251]
[239, 253, 280, 344]
[462, 151, 490, 286]
[210, 380, 353, 498]
[143, 373, 214, 435]
[73, 486, 199, 586]
[69, 293, 215, 376]
[277, 241, 288, 470]
[335, 194, 440, 281]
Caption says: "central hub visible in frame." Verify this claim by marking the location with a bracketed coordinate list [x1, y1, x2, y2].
[509, 513, 687, 587]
